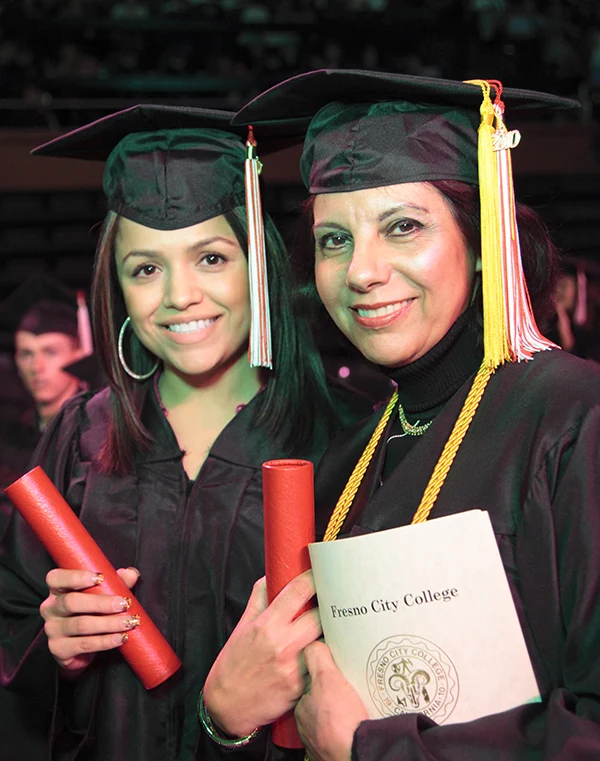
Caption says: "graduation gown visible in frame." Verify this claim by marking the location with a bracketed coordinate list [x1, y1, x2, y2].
[315, 348, 600, 761]
[0, 384, 362, 761]
[0, 406, 41, 498]
[0, 406, 52, 761]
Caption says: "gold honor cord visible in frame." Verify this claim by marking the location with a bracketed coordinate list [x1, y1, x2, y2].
[411, 361, 491, 523]
[322, 361, 493, 541]
[322, 390, 399, 542]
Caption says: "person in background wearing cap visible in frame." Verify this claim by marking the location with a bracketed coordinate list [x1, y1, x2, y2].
[199, 71, 600, 761]
[0, 277, 90, 495]
[0, 275, 92, 761]
[549, 260, 600, 362]
[15, 300, 82, 428]
[0, 105, 369, 761]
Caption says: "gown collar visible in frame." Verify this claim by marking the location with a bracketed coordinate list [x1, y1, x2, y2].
[137, 381, 281, 470]
[380, 308, 483, 414]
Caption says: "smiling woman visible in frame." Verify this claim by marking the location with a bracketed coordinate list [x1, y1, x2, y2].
[199, 70, 600, 761]
[116, 217, 252, 378]
[0, 105, 368, 761]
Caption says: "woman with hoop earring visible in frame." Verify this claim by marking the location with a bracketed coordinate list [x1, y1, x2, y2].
[0, 105, 368, 761]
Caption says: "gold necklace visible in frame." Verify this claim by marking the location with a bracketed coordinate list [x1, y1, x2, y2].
[397, 402, 432, 436]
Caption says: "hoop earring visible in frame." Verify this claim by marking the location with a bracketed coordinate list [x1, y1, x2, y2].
[118, 316, 159, 381]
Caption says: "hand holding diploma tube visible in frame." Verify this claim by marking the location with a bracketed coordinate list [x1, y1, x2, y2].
[4, 466, 181, 690]
[189, 459, 320, 746]
[263, 458, 315, 748]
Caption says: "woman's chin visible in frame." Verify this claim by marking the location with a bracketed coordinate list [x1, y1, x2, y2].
[351, 339, 417, 369]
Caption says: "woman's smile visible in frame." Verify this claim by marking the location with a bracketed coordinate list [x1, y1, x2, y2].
[351, 298, 417, 328]
[161, 315, 220, 344]
[164, 317, 218, 334]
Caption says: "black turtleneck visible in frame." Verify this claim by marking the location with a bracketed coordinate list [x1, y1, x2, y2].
[380, 309, 483, 483]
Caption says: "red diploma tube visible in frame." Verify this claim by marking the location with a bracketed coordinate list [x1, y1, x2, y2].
[4, 466, 182, 690]
[263, 459, 315, 748]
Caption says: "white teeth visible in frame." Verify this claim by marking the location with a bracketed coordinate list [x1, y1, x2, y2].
[356, 300, 412, 318]
[167, 318, 216, 333]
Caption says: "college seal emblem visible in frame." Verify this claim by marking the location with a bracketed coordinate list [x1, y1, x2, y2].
[366, 635, 459, 722]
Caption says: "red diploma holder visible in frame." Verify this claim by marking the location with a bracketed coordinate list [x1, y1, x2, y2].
[4, 466, 182, 690]
[262, 459, 315, 749]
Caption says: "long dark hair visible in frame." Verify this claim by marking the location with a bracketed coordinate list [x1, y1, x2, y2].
[429, 180, 560, 332]
[91, 207, 341, 475]
[296, 181, 560, 334]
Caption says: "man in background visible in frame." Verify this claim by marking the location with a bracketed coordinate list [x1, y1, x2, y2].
[0, 274, 92, 761]
[0, 274, 91, 492]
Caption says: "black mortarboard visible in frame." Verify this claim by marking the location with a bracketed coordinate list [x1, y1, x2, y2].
[0, 274, 78, 338]
[63, 353, 107, 391]
[232, 69, 578, 195]
[32, 105, 251, 231]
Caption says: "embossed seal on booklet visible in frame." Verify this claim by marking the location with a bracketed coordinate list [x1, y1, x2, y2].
[308, 510, 540, 724]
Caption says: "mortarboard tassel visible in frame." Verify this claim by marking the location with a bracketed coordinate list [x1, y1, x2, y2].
[76, 290, 94, 357]
[244, 127, 273, 369]
[465, 79, 558, 369]
[574, 263, 588, 326]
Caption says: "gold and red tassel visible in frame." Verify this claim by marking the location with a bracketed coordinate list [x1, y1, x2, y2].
[244, 127, 272, 369]
[465, 79, 558, 369]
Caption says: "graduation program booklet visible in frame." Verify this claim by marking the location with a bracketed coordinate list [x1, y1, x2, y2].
[308, 510, 540, 725]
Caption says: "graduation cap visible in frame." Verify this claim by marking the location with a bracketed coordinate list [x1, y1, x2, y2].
[63, 353, 107, 391]
[32, 105, 273, 367]
[233, 70, 581, 532]
[0, 274, 94, 363]
[0, 274, 79, 339]
[233, 69, 577, 192]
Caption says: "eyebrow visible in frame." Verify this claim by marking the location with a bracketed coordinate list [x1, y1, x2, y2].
[378, 203, 429, 221]
[312, 221, 347, 233]
[120, 236, 238, 264]
[313, 203, 430, 232]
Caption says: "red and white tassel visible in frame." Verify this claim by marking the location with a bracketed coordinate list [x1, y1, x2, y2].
[574, 263, 587, 326]
[244, 127, 272, 369]
[76, 290, 94, 357]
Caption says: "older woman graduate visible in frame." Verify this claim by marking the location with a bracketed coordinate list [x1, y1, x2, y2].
[0, 104, 370, 761]
[200, 71, 600, 761]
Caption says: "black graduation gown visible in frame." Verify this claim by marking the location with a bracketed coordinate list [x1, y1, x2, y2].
[0, 384, 362, 761]
[315, 349, 600, 761]
[0, 406, 52, 761]
[0, 406, 40, 498]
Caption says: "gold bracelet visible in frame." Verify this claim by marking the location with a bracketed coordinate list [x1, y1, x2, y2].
[197, 689, 263, 748]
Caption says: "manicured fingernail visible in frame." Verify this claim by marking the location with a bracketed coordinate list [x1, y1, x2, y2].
[91, 572, 104, 586]
[122, 614, 141, 630]
[113, 597, 132, 612]
[118, 632, 128, 645]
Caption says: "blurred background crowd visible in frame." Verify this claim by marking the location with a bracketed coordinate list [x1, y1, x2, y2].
[0, 0, 599, 126]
